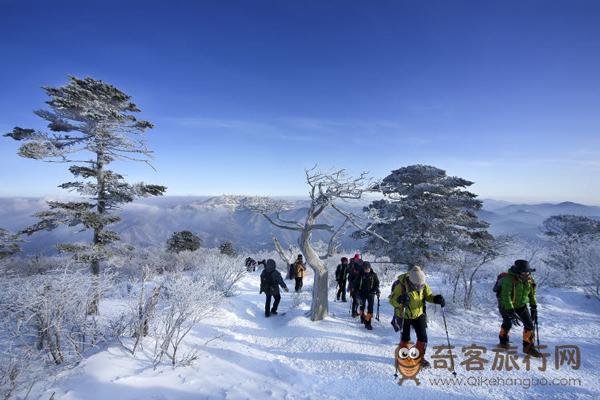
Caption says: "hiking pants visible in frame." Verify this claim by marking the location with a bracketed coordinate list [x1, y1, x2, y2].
[359, 293, 375, 315]
[337, 279, 347, 301]
[265, 293, 281, 314]
[295, 277, 303, 292]
[401, 314, 428, 343]
[499, 305, 534, 338]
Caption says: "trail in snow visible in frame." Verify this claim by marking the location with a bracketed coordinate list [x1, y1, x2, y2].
[44, 271, 599, 400]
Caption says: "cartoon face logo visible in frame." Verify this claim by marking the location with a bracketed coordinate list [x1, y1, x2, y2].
[395, 342, 423, 385]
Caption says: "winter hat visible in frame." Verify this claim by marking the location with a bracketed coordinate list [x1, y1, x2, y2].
[363, 261, 372, 271]
[353, 253, 361, 260]
[266, 259, 277, 271]
[297, 254, 303, 259]
[341, 257, 348, 263]
[408, 266, 426, 286]
[512, 259, 535, 273]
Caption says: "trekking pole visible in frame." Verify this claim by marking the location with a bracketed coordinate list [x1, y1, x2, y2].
[535, 316, 541, 349]
[441, 307, 458, 377]
[376, 294, 380, 321]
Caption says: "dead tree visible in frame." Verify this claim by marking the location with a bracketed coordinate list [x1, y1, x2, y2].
[243, 168, 387, 321]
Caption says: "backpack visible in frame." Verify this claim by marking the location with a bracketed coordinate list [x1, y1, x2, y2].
[260, 270, 275, 293]
[493, 272, 517, 301]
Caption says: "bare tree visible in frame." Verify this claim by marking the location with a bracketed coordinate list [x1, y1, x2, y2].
[243, 168, 387, 321]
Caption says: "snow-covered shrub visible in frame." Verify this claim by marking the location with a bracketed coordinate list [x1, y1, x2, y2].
[152, 273, 222, 367]
[172, 250, 247, 297]
[0, 268, 114, 365]
[0, 345, 46, 400]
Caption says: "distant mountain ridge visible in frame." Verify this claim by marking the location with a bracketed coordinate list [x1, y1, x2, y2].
[1, 196, 599, 254]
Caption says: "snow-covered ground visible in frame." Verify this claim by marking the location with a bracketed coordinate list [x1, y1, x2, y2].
[41, 271, 599, 400]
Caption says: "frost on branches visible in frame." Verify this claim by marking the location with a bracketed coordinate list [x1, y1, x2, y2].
[0, 228, 20, 259]
[243, 168, 387, 321]
[4, 76, 167, 312]
[361, 165, 492, 268]
[543, 215, 600, 297]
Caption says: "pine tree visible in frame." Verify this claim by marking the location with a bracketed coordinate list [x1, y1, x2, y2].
[0, 228, 20, 259]
[361, 165, 490, 267]
[167, 231, 202, 253]
[4, 76, 167, 312]
[219, 241, 236, 257]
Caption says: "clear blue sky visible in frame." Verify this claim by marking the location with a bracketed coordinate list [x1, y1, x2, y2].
[1, 0, 599, 204]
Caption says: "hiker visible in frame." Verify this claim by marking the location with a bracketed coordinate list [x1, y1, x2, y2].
[335, 257, 350, 302]
[259, 259, 289, 317]
[389, 265, 446, 368]
[293, 254, 306, 292]
[347, 254, 364, 317]
[496, 259, 541, 357]
[356, 262, 380, 330]
[245, 257, 257, 272]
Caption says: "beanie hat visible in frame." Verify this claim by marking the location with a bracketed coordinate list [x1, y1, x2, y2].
[408, 266, 426, 286]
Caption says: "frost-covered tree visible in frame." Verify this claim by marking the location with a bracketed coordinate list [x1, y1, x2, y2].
[362, 165, 490, 268]
[543, 215, 600, 282]
[243, 168, 387, 321]
[0, 228, 20, 259]
[167, 231, 202, 253]
[219, 240, 236, 257]
[4, 76, 167, 312]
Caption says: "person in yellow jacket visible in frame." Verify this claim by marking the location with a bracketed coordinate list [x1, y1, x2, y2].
[389, 266, 445, 368]
[293, 254, 306, 292]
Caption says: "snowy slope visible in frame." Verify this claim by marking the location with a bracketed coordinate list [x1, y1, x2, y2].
[40, 271, 599, 400]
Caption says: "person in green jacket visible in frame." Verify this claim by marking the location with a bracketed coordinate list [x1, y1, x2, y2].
[497, 259, 541, 357]
[389, 266, 445, 368]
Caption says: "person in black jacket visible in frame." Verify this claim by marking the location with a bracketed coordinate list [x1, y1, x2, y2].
[335, 257, 350, 302]
[259, 259, 289, 317]
[357, 262, 380, 330]
[347, 255, 364, 317]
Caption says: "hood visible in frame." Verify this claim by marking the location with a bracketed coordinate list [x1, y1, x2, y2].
[265, 259, 277, 273]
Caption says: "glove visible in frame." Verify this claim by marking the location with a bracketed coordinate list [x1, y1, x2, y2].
[284, 287, 289, 293]
[397, 293, 409, 306]
[506, 309, 522, 327]
[530, 305, 538, 324]
[375, 289, 381, 296]
[433, 294, 446, 308]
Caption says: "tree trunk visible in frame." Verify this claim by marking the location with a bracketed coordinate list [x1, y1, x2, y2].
[300, 224, 329, 321]
[88, 152, 105, 314]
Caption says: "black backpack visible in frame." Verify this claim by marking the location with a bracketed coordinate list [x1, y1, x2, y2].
[260, 270, 275, 293]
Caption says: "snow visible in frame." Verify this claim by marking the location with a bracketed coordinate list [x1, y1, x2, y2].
[39, 271, 600, 400]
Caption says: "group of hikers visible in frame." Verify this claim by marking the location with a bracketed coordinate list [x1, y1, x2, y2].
[254, 253, 542, 367]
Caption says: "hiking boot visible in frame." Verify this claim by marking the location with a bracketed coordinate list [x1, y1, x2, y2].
[270, 310, 278, 315]
[342, 299, 347, 303]
[365, 322, 373, 330]
[421, 359, 431, 369]
[523, 342, 542, 358]
[498, 342, 511, 349]
[352, 311, 358, 318]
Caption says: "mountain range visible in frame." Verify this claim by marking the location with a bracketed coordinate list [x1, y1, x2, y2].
[1, 196, 599, 255]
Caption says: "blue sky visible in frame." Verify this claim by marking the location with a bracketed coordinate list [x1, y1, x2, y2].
[1, 0, 599, 204]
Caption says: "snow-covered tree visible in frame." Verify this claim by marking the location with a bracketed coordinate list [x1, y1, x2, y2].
[219, 240, 236, 257]
[543, 215, 600, 282]
[0, 228, 20, 259]
[4, 76, 167, 312]
[167, 231, 202, 253]
[361, 165, 490, 268]
[243, 168, 387, 321]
